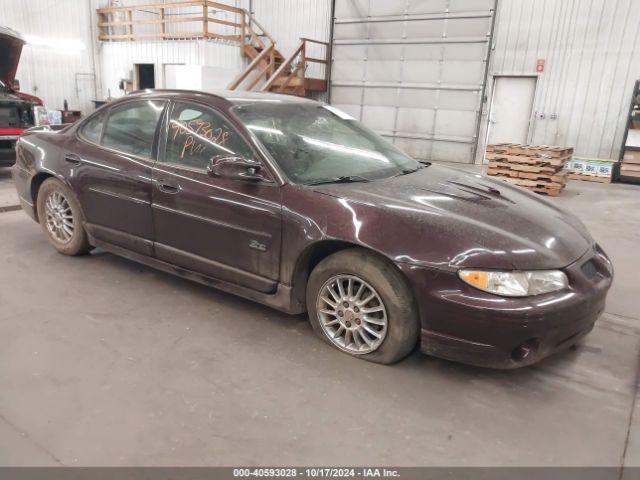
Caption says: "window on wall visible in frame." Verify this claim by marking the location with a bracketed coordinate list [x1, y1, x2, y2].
[163, 102, 254, 170]
[101, 100, 166, 159]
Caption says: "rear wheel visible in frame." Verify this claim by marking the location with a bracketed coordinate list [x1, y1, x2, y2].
[306, 248, 419, 364]
[37, 178, 92, 256]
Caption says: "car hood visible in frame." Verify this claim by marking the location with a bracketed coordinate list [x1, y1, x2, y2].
[0, 26, 25, 89]
[311, 164, 593, 271]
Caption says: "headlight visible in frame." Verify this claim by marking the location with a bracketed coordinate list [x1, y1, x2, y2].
[458, 269, 568, 297]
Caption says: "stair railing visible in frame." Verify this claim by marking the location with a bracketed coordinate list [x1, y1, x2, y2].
[97, 0, 245, 42]
[242, 11, 275, 51]
[261, 41, 304, 93]
[261, 38, 329, 94]
[227, 43, 275, 90]
[228, 10, 278, 90]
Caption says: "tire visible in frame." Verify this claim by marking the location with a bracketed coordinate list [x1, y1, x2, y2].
[37, 178, 92, 256]
[306, 248, 420, 364]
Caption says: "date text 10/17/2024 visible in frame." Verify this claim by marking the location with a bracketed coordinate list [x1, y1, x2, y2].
[233, 468, 400, 478]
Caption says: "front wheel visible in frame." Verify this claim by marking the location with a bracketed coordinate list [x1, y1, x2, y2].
[306, 248, 420, 364]
[37, 178, 92, 256]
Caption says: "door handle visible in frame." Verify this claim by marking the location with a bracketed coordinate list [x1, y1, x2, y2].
[156, 179, 180, 194]
[64, 153, 82, 165]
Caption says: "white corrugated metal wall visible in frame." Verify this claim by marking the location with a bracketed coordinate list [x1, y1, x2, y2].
[99, 41, 241, 97]
[251, 0, 332, 62]
[487, 0, 640, 161]
[0, 0, 99, 113]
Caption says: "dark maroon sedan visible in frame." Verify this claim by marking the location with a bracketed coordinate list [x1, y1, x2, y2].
[12, 90, 613, 368]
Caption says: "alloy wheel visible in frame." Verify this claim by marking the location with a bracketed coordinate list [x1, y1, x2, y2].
[44, 191, 74, 244]
[316, 274, 388, 354]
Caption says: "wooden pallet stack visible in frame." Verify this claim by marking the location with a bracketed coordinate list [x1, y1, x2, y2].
[486, 144, 573, 196]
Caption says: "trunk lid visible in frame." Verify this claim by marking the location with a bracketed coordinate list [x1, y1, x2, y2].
[0, 26, 25, 89]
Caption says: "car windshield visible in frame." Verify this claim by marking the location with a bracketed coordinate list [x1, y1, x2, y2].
[232, 102, 420, 184]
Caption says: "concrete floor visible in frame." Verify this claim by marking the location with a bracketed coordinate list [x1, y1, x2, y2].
[0, 165, 639, 467]
[0, 167, 19, 212]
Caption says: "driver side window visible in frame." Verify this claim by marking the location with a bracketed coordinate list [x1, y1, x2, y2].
[163, 102, 253, 170]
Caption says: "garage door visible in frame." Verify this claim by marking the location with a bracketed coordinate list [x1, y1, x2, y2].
[329, 0, 496, 163]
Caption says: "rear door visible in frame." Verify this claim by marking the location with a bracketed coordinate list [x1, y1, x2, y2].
[69, 99, 166, 255]
[151, 100, 282, 293]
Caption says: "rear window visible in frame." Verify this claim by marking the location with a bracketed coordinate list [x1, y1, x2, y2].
[101, 100, 166, 159]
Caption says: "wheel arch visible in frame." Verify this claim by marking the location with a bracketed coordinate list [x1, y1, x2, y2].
[30, 172, 78, 223]
[30, 172, 55, 222]
[289, 240, 415, 313]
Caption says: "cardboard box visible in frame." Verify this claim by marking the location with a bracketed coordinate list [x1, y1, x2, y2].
[597, 162, 614, 178]
[569, 158, 616, 179]
[47, 110, 62, 125]
[570, 159, 586, 174]
[583, 162, 598, 176]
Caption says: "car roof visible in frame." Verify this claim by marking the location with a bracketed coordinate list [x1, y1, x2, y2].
[122, 89, 320, 108]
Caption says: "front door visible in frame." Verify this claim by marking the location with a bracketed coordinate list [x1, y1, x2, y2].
[69, 99, 166, 255]
[151, 101, 282, 293]
[488, 76, 537, 147]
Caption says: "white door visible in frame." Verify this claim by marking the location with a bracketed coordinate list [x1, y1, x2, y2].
[162, 63, 184, 89]
[488, 76, 537, 146]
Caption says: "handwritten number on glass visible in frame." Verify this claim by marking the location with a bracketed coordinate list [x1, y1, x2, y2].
[169, 119, 233, 159]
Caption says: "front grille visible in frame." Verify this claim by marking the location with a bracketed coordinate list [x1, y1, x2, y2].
[0, 140, 15, 151]
[581, 259, 598, 279]
[0, 106, 20, 127]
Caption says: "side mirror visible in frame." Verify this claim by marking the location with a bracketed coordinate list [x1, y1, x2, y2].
[207, 155, 271, 183]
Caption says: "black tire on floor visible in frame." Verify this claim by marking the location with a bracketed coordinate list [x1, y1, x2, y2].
[306, 248, 420, 365]
[36, 177, 92, 256]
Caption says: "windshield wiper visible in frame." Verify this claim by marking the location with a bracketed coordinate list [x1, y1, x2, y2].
[393, 168, 419, 177]
[304, 175, 371, 186]
[392, 164, 429, 177]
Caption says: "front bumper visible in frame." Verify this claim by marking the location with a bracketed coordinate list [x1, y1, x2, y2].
[11, 163, 38, 222]
[398, 246, 613, 369]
